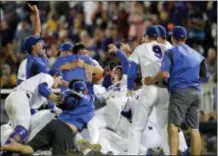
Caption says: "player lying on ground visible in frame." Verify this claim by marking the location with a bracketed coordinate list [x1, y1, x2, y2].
[86, 43, 133, 146]
[0, 79, 100, 155]
[84, 80, 187, 155]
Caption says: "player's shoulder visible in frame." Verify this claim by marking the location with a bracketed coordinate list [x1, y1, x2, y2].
[134, 43, 148, 53]
[19, 58, 27, 68]
[92, 59, 99, 65]
[79, 55, 94, 63]
[21, 58, 27, 64]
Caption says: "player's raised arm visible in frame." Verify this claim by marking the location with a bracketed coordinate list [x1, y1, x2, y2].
[28, 4, 41, 36]
[127, 48, 139, 94]
[108, 44, 129, 75]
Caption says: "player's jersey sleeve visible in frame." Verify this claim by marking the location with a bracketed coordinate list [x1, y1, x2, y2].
[84, 55, 95, 65]
[31, 60, 48, 76]
[127, 48, 139, 90]
[92, 59, 100, 66]
[39, 73, 54, 88]
[128, 48, 139, 65]
[17, 59, 27, 83]
[52, 57, 64, 69]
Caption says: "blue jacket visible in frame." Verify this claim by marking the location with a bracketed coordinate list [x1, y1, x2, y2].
[58, 94, 95, 130]
[52, 55, 94, 92]
[161, 44, 205, 92]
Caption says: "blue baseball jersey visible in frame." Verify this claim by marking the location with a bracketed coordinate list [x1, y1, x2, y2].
[161, 44, 205, 91]
[52, 55, 94, 92]
[26, 55, 49, 79]
[58, 94, 95, 130]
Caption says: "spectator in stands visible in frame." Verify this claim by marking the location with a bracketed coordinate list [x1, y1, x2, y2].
[206, 48, 217, 82]
[15, 20, 32, 53]
[0, 64, 17, 88]
[1, 20, 14, 48]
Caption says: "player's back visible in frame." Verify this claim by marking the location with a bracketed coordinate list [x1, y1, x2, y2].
[16, 73, 53, 94]
[53, 54, 94, 82]
[26, 55, 49, 79]
[58, 94, 95, 130]
[16, 73, 54, 108]
[135, 41, 167, 78]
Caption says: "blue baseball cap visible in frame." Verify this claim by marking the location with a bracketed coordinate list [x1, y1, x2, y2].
[49, 68, 62, 77]
[68, 79, 87, 91]
[172, 26, 187, 39]
[144, 26, 160, 37]
[156, 25, 167, 38]
[59, 43, 73, 51]
[23, 35, 44, 53]
[72, 81, 87, 92]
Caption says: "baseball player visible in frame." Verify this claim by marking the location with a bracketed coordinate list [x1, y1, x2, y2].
[88, 89, 164, 155]
[85, 44, 135, 153]
[87, 65, 128, 144]
[71, 42, 104, 94]
[20, 5, 50, 80]
[52, 43, 103, 93]
[144, 26, 207, 155]
[17, 4, 45, 84]
[17, 41, 49, 85]
[156, 25, 173, 49]
[1, 69, 62, 145]
[0, 79, 97, 155]
[126, 26, 171, 155]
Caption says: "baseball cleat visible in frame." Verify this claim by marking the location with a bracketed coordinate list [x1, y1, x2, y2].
[77, 140, 101, 152]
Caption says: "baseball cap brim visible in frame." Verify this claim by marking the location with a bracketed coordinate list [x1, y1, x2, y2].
[69, 90, 83, 98]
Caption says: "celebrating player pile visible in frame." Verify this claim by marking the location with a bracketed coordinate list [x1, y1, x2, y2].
[1, 4, 207, 156]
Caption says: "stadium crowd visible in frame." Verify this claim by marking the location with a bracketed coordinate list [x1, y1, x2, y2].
[0, 1, 217, 155]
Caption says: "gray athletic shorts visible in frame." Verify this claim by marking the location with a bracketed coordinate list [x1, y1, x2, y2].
[168, 88, 200, 129]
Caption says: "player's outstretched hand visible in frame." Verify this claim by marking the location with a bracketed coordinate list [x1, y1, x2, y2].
[108, 44, 118, 53]
[28, 4, 39, 15]
[121, 43, 130, 54]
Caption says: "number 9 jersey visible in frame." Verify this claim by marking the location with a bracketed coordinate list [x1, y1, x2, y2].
[128, 41, 168, 79]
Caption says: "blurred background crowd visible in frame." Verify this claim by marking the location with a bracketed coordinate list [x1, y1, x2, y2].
[0, 1, 217, 155]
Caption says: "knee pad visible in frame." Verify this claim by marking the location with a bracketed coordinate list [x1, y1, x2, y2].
[6, 125, 28, 144]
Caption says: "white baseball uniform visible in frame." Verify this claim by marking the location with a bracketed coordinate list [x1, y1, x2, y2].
[17, 58, 27, 81]
[87, 75, 128, 144]
[4, 73, 54, 130]
[127, 40, 187, 155]
[127, 41, 170, 155]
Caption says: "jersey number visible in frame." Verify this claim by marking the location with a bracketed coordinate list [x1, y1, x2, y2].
[152, 45, 162, 59]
